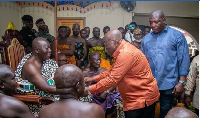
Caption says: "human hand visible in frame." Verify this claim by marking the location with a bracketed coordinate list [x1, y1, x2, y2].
[184, 96, 191, 109]
[82, 87, 89, 97]
[84, 77, 94, 83]
[76, 60, 82, 67]
[172, 83, 184, 96]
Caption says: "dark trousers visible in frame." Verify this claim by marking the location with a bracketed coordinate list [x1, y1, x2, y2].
[194, 108, 199, 117]
[124, 102, 156, 118]
[159, 88, 174, 118]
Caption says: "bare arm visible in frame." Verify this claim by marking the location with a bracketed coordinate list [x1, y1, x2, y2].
[82, 39, 87, 60]
[23, 62, 57, 94]
[3, 97, 34, 118]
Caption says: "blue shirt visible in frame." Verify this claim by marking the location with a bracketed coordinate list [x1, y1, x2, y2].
[141, 25, 190, 90]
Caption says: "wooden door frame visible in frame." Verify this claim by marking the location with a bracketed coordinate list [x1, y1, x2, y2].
[57, 17, 86, 30]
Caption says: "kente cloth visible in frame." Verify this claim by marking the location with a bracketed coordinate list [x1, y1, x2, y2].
[15, 53, 58, 114]
[57, 44, 76, 65]
[116, 100, 125, 118]
[88, 46, 111, 70]
[87, 81, 120, 113]
[74, 42, 87, 69]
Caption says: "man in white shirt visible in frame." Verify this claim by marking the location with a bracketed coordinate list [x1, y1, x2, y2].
[125, 23, 136, 43]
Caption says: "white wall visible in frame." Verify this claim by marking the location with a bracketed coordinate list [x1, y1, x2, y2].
[134, 1, 199, 17]
[0, 1, 21, 40]
[0, 1, 198, 38]
[20, 1, 132, 37]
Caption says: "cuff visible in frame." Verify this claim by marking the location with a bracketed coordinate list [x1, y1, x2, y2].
[184, 90, 191, 95]
[93, 75, 101, 82]
[89, 85, 96, 94]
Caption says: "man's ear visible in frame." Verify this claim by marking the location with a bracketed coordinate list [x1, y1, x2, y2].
[75, 81, 80, 92]
[162, 17, 166, 24]
[35, 48, 40, 54]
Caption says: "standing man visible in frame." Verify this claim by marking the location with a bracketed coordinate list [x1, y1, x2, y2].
[84, 30, 160, 118]
[141, 10, 190, 118]
[84, 27, 90, 40]
[101, 26, 110, 39]
[19, 15, 36, 53]
[143, 26, 151, 37]
[184, 55, 199, 117]
[118, 27, 126, 40]
[68, 24, 87, 69]
[35, 18, 45, 31]
[125, 22, 137, 43]
[131, 28, 143, 50]
[80, 29, 87, 40]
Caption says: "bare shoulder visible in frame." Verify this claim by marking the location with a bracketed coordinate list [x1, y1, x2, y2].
[82, 102, 105, 118]
[38, 103, 54, 117]
[82, 68, 90, 77]
[23, 58, 39, 75]
[0, 95, 33, 117]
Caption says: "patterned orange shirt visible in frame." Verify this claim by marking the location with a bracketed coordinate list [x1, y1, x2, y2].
[89, 40, 160, 111]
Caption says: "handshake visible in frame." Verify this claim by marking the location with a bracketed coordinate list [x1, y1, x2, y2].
[82, 77, 94, 97]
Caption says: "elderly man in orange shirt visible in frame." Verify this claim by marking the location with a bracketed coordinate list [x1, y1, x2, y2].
[84, 30, 160, 118]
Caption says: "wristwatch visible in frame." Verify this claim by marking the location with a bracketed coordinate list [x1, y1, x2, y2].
[86, 87, 91, 95]
[179, 80, 185, 85]
[106, 90, 110, 94]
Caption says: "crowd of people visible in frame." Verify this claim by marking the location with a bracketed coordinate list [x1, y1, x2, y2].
[0, 9, 198, 118]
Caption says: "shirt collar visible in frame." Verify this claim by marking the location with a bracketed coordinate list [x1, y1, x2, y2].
[150, 24, 169, 35]
[112, 39, 126, 59]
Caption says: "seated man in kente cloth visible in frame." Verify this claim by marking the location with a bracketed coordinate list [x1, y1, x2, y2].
[15, 37, 58, 115]
[79, 52, 123, 117]
[39, 64, 105, 118]
[0, 64, 34, 118]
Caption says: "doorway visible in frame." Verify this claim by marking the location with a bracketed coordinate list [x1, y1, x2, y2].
[57, 17, 86, 36]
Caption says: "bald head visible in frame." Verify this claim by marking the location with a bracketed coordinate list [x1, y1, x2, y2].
[54, 64, 84, 90]
[149, 10, 166, 34]
[0, 64, 14, 82]
[150, 10, 165, 19]
[32, 37, 49, 50]
[104, 30, 122, 43]
[165, 107, 198, 118]
[103, 30, 122, 56]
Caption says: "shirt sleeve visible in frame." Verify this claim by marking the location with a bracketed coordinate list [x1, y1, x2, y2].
[176, 32, 190, 76]
[184, 57, 198, 95]
[89, 52, 134, 94]
[93, 70, 110, 82]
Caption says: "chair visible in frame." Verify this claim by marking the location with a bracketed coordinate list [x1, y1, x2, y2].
[7, 38, 25, 71]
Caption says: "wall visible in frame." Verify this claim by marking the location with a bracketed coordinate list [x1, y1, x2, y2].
[20, 1, 132, 37]
[132, 1, 199, 43]
[134, 1, 199, 17]
[0, 1, 21, 40]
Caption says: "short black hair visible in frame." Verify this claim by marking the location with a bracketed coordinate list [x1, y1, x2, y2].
[35, 18, 44, 24]
[84, 27, 90, 29]
[118, 27, 125, 31]
[144, 26, 151, 29]
[80, 29, 86, 33]
[130, 22, 137, 26]
[103, 26, 110, 32]
[58, 26, 70, 31]
[21, 15, 33, 22]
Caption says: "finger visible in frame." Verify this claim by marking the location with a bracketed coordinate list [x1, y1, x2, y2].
[172, 88, 176, 93]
